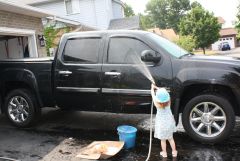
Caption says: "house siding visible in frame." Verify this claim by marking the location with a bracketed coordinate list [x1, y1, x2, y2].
[0, 10, 46, 57]
[32, 0, 124, 29]
[32, 1, 67, 16]
[69, 0, 97, 28]
[93, 0, 112, 29]
[112, 1, 124, 19]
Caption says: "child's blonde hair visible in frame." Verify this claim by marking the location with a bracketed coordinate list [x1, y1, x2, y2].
[157, 101, 170, 108]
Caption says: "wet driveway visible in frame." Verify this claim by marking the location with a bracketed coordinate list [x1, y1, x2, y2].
[0, 108, 240, 161]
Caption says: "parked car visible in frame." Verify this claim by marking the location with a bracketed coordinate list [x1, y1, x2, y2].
[219, 42, 231, 51]
[0, 30, 239, 143]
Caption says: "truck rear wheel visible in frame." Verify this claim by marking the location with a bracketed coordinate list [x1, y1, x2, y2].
[182, 94, 235, 143]
[4, 89, 40, 127]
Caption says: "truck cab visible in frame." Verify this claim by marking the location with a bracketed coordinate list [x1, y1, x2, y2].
[54, 31, 173, 113]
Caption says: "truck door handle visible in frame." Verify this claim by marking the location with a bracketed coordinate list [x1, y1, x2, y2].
[59, 71, 72, 75]
[105, 72, 121, 76]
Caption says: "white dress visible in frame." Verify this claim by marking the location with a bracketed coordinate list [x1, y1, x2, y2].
[154, 105, 177, 140]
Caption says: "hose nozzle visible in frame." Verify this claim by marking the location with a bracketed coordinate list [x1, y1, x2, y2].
[150, 78, 155, 85]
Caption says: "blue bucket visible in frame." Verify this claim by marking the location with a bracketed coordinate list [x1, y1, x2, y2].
[117, 125, 137, 149]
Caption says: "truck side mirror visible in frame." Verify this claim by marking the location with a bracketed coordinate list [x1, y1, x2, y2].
[141, 50, 161, 63]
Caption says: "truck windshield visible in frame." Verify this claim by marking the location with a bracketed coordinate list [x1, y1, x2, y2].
[147, 33, 188, 58]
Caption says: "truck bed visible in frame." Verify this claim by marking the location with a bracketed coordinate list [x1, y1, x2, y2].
[0, 57, 54, 106]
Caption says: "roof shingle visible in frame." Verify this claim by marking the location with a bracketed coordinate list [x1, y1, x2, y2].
[220, 28, 237, 37]
[148, 28, 179, 41]
[108, 16, 140, 30]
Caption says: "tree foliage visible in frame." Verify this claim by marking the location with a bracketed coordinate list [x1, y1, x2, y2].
[44, 25, 71, 56]
[175, 35, 195, 52]
[44, 25, 58, 56]
[235, 4, 240, 40]
[179, 5, 221, 54]
[190, 1, 202, 8]
[124, 3, 135, 17]
[145, 0, 191, 32]
[139, 14, 153, 30]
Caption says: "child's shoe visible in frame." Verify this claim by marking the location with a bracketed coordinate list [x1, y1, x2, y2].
[172, 150, 178, 157]
[160, 151, 167, 158]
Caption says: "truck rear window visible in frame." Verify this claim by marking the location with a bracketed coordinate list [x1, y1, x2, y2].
[63, 38, 100, 63]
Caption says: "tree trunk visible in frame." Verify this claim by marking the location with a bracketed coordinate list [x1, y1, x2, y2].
[202, 48, 205, 55]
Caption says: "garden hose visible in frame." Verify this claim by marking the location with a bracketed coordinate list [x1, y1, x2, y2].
[145, 100, 154, 161]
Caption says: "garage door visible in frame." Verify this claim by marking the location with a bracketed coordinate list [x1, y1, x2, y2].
[212, 36, 235, 50]
[0, 27, 38, 59]
[220, 37, 235, 49]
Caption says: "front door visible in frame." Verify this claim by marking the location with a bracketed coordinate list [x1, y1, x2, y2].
[55, 36, 103, 111]
[102, 36, 172, 113]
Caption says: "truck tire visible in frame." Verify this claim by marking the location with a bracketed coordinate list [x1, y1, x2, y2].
[4, 89, 41, 127]
[182, 94, 235, 143]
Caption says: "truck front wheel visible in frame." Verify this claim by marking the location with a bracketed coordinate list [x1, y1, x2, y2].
[4, 89, 40, 127]
[182, 94, 235, 143]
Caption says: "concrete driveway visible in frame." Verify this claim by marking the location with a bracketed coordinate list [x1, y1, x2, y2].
[1, 108, 240, 161]
[217, 47, 240, 57]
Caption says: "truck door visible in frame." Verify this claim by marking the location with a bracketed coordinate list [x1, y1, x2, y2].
[102, 36, 172, 113]
[54, 36, 104, 111]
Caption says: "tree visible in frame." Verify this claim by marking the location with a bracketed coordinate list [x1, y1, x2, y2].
[235, 4, 240, 40]
[179, 6, 221, 54]
[124, 3, 135, 17]
[44, 25, 71, 56]
[190, 1, 202, 8]
[175, 35, 195, 52]
[44, 25, 58, 56]
[139, 14, 153, 30]
[145, 0, 191, 32]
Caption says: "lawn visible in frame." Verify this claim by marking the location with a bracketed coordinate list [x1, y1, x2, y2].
[193, 50, 217, 55]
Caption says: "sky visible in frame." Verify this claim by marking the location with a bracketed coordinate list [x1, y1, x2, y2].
[121, 0, 239, 27]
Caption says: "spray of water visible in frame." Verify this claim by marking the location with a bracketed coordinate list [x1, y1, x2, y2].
[124, 48, 155, 161]
[125, 49, 155, 84]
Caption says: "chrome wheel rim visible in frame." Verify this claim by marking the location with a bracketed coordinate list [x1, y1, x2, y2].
[190, 102, 226, 138]
[8, 96, 29, 123]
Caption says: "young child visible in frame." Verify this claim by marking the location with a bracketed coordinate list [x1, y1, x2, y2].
[151, 84, 177, 158]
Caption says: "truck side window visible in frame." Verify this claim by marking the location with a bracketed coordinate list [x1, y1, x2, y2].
[108, 37, 152, 64]
[63, 38, 100, 63]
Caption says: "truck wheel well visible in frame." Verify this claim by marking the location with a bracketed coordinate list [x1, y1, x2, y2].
[4, 81, 32, 96]
[179, 84, 240, 115]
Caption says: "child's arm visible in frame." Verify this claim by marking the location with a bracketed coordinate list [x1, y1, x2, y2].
[151, 84, 159, 107]
[150, 84, 155, 98]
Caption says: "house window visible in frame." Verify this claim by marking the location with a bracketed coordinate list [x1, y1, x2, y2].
[65, 0, 73, 14]
[223, 38, 225, 40]
[230, 38, 232, 40]
[226, 38, 229, 40]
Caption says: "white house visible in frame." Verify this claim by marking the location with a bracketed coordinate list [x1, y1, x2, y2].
[16, 0, 125, 30]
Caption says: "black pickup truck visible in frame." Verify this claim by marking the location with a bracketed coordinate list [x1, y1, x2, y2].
[0, 30, 239, 143]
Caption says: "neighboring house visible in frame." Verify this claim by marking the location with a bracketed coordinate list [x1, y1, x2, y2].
[211, 17, 238, 50]
[0, 0, 52, 58]
[17, 0, 125, 30]
[211, 28, 238, 50]
[0, 0, 94, 58]
[108, 16, 140, 30]
[148, 28, 179, 42]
